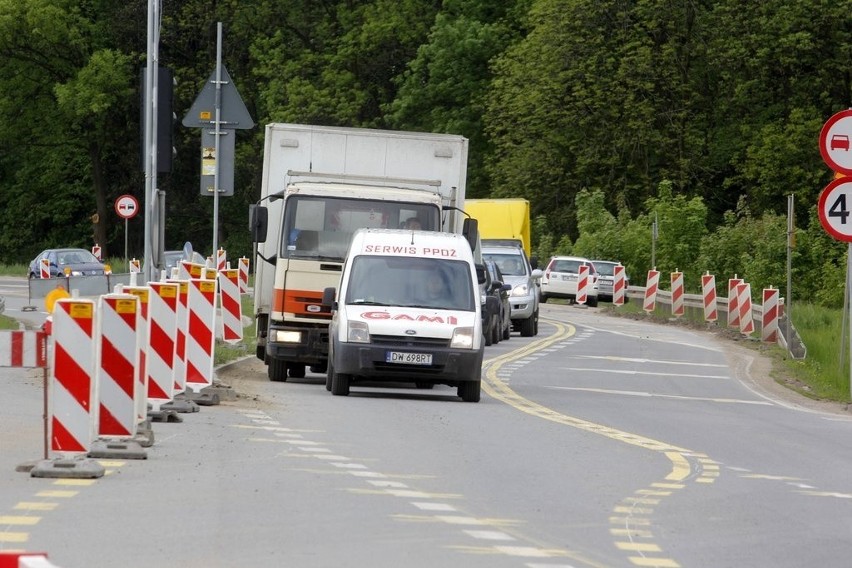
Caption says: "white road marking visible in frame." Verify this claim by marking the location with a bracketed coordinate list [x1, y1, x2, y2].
[546, 386, 772, 405]
[558, 367, 730, 379]
[573, 355, 727, 368]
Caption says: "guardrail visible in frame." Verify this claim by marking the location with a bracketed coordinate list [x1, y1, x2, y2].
[624, 286, 806, 360]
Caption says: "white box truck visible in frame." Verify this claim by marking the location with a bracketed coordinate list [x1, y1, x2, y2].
[322, 228, 483, 402]
[250, 124, 469, 382]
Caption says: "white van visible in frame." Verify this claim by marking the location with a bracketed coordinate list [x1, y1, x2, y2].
[323, 228, 484, 402]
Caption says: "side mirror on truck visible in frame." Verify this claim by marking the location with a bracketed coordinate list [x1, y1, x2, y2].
[249, 205, 268, 243]
[322, 287, 337, 311]
[462, 217, 479, 252]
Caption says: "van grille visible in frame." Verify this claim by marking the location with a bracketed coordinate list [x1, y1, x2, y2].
[370, 335, 450, 348]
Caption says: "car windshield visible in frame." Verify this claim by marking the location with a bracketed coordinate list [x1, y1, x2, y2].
[58, 250, 98, 264]
[484, 253, 526, 276]
[594, 262, 616, 276]
[346, 256, 475, 311]
[550, 259, 586, 274]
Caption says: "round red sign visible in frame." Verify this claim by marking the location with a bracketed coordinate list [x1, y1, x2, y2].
[114, 194, 139, 219]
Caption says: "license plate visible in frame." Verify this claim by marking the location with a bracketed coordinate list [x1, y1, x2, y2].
[562, 274, 576, 281]
[386, 351, 432, 365]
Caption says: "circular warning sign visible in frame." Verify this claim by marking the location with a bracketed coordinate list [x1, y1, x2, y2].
[818, 178, 852, 242]
[819, 109, 852, 175]
[114, 194, 139, 219]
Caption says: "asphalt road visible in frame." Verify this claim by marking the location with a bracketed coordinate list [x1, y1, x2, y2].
[2, 297, 852, 568]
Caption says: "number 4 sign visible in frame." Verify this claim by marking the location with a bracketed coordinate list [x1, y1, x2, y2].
[818, 178, 852, 242]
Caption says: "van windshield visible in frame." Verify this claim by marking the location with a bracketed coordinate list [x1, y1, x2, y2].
[346, 256, 475, 311]
[281, 195, 440, 261]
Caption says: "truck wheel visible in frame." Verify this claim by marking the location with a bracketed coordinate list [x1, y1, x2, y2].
[458, 380, 480, 403]
[268, 358, 288, 382]
[331, 370, 351, 396]
[288, 363, 306, 379]
[520, 314, 535, 337]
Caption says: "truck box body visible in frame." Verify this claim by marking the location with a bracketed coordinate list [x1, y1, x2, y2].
[253, 124, 469, 381]
[326, 229, 483, 402]
[465, 198, 531, 256]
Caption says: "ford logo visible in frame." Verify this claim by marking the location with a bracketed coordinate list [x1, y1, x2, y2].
[306, 305, 322, 313]
[404, 329, 417, 335]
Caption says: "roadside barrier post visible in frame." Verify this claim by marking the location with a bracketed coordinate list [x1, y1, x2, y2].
[727, 275, 743, 328]
[122, 285, 154, 447]
[575, 264, 589, 306]
[670, 270, 684, 317]
[39, 258, 50, 279]
[146, 281, 180, 421]
[643, 269, 660, 313]
[218, 269, 244, 343]
[612, 264, 626, 306]
[702, 273, 718, 322]
[737, 282, 754, 335]
[185, 277, 220, 405]
[216, 248, 227, 271]
[238, 257, 250, 294]
[762, 287, 780, 343]
[31, 298, 104, 478]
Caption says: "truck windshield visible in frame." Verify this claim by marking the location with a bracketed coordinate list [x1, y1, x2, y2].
[346, 256, 475, 311]
[281, 196, 440, 261]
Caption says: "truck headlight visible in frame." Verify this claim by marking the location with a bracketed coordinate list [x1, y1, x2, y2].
[450, 327, 475, 349]
[347, 320, 370, 343]
[273, 330, 302, 343]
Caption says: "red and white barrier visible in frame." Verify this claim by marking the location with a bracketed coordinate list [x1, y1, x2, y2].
[49, 299, 97, 455]
[216, 248, 227, 271]
[0, 552, 59, 568]
[123, 286, 150, 424]
[576, 264, 589, 305]
[218, 269, 243, 343]
[179, 260, 204, 281]
[727, 276, 742, 328]
[147, 282, 179, 409]
[702, 273, 718, 322]
[186, 278, 217, 393]
[40, 258, 50, 279]
[92, 244, 102, 261]
[762, 287, 780, 343]
[95, 294, 140, 439]
[167, 280, 189, 395]
[643, 269, 660, 313]
[129, 258, 141, 273]
[0, 330, 47, 368]
[737, 282, 754, 334]
[670, 270, 684, 317]
[612, 264, 626, 306]
[238, 257, 250, 294]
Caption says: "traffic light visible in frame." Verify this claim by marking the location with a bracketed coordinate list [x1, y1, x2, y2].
[139, 66, 175, 173]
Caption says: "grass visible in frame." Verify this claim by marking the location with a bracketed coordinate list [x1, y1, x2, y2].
[600, 298, 851, 404]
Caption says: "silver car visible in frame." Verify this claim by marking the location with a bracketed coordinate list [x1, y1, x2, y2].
[591, 259, 629, 303]
[481, 244, 542, 337]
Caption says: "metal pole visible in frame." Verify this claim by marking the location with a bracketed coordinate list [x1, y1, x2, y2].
[212, 22, 223, 256]
[786, 194, 793, 355]
[143, 0, 155, 283]
[124, 218, 129, 272]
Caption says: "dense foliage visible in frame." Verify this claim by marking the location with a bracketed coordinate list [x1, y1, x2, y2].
[0, 0, 849, 305]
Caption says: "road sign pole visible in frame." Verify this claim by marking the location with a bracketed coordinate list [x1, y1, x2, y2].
[212, 22, 223, 257]
[125, 218, 129, 272]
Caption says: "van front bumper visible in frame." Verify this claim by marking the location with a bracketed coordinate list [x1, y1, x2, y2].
[333, 342, 483, 384]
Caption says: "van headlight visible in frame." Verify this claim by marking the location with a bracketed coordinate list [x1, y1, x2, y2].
[347, 320, 370, 343]
[450, 327, 475, 349]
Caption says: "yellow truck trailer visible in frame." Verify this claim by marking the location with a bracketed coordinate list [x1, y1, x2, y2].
[465, 198, 531, 256]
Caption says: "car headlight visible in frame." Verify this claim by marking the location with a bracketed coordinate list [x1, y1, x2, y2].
[450, 327, 475, 349]
[511, 283, 531, 297]
[347, 320, 370, 343]
[272, 330, 302, 343]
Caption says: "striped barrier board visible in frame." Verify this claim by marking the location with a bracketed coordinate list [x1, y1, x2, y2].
[576, 264, 589, 305]
[643, 270, 660, 313]
[147, 282, 179, 410]
[96, 294, 140, 439]
[702, 274, 718, 322]
[762, 288, 780, 343]
[167, 279, 189, 395]
[50, 299, 97, 455]
[218, 269, 243, 343]
[40, 258, 50, 279]
[179, 260, 204, 281]
[123, 286, 151, 424]
[186, 278, 217, 393]
[238, 257, 250, 294]
[737, 282, 754, 334]
[727, 277, 742, 328]
[670, 271, 684, 317]
[612, 264, 626, 306]
[216, 248, 227, 271]
[0, 330, 47, 368]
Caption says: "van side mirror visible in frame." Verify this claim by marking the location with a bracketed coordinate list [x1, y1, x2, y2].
[462, 218, 479, 252]
[322, 287, 337, 310]
[250, 205, 268, 243]
[475, 264, 486, 285]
